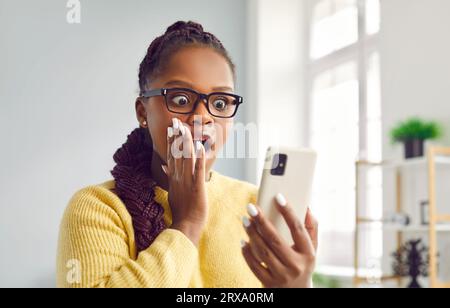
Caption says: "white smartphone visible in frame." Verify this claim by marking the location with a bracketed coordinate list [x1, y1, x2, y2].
[257, 146, 317, 245]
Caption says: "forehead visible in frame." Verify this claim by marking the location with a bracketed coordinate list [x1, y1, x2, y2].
[155, 46, 235, 93]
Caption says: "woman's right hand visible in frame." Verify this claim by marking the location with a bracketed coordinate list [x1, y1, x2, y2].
[162, 118, 208, 246]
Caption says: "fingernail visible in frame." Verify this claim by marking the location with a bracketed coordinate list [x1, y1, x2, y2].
[161, 165, 168, 175]
[172, 118, 179, 129]
[247, 203, 258, 217]
[172, 118, 179, 135]
[240, 239, 247, 248]
[242, 216, 251, 228]
[195, 140, 203, 153]
[167, 127, 174, 138]
[276, 193, 287, 207]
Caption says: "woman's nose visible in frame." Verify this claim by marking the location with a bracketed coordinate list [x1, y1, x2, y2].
[187, 99, 213, 126]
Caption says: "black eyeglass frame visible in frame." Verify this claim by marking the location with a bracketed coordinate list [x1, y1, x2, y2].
[140, 87, 244, 118]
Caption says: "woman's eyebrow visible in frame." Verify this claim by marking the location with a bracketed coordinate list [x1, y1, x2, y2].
[164, 80, 234, 92]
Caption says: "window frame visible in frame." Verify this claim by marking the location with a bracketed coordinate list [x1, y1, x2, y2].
[304, 0, 382, 271]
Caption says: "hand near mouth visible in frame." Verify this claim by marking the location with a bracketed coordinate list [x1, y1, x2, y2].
[162, 118, 209, 247]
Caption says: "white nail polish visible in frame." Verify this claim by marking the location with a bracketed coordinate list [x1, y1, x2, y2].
[242, 216, 251, 228]
[167, 127, 174, 138]
[240, 239, 247, 248]
[172, 118, 179, 129]
[195, 140, 203, 153]
[276, 193, 287, 207]
[247, 203, 258, 217]
[172, 118, 179, 135]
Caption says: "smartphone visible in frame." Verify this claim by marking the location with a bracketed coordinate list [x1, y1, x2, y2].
[257, 146, 317, 245]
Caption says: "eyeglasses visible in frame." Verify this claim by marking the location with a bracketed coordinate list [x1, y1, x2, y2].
[140, 87, 244, 118]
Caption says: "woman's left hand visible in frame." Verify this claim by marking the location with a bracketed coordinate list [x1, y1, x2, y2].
[241, 195, 318, 288]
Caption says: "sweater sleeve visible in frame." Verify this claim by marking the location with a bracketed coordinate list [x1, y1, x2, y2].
[56, 186, 198, 288]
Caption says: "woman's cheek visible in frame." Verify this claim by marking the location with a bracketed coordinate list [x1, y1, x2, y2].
[148, 124, 168, 162]
[219, 120, 233, 147]
[209, 120, 232, 160]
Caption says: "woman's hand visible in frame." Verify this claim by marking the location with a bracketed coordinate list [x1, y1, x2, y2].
[241, 194, 318, 288]
[162, 118, 208, 247]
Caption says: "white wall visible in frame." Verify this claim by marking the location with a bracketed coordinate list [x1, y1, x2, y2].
[245, 0, 307, 184]
[0, 0, 247, 287]
[380, 0, 450, 158]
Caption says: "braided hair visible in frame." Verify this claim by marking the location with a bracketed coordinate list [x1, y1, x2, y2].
[138, 20, 236, 93]
[112, 21, 235, 254]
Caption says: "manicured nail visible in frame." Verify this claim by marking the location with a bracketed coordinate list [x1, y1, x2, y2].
[276, 193, 287, 207]
[240, 239, 247, 248]
[247, 203, 258, 217]
[167, 127, 174, 138]
[195, 140, 203, 153]
[161, 165, 168, 175]
[242, 216, 251, 228]
[172, 118, 179, 129]
[172, 118, 179, 135]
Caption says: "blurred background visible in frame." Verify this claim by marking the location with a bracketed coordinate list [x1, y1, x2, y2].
[1, 0, 450, 287]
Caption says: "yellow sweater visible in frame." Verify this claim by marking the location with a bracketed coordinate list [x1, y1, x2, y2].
[56, 170, 262, 288]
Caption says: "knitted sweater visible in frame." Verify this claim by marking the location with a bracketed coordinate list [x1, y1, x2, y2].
[56, 170, 262, 288]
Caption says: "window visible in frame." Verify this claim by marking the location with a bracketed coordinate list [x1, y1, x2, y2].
[306, 0, 382, 272]
[311, 0, 358, 59]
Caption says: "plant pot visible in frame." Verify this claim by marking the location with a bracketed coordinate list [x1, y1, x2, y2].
[404, 139, 424, 159]
[408, 276, 421, 289]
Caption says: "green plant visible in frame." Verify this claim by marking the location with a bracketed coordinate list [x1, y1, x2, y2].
[390, 118, 443, 144]
[312, 273, 341, 288]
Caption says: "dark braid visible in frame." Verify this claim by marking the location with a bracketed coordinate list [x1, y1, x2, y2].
[138, 21, 236, 93]
[112, 21, 235, 254]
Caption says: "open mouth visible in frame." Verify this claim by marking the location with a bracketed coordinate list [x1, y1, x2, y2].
[201, 136, 209, 146]
[193, 135, 213, 153]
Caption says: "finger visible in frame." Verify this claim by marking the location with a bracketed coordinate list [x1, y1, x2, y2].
[173, 135, 184, 180]
[194, 140, 206, 185]
[305, 208, 319, 251]
[275, 194, 315, 255]
[241, 241, 272, 286]
[171, 119, 185, 179]
[180, 124, 196, 179]
[166, 126, 175, 175]
[172, 117, 180, 136]
[246, 204, 298, 268]
[161, 164, 169, 176]
[243, 216, 286, 278]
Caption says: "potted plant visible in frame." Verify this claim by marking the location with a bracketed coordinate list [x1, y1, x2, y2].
[392, 239, 429, 288]
[390, 118, 443, 159]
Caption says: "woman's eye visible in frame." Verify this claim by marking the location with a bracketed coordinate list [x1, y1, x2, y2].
[213, 99, 227, 111]
[172, 95, 190, 106]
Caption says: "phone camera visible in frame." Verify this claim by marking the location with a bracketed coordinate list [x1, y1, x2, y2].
[270, 153, 287, 176]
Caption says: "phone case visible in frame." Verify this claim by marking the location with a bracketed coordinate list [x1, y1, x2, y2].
[257, 146, 317, 245]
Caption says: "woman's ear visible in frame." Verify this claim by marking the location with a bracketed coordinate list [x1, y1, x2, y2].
[135, 98, 148, 127]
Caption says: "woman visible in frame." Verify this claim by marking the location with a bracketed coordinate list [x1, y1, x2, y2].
[57, 21, 318, 288]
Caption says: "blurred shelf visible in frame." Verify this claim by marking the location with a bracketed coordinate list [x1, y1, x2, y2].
[354, 146, 450, 288]
[382, 224, 450, 232]
[357, 156, 450, 169]
[357, 217, 450, 232]
[316, 265, 382, 279]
